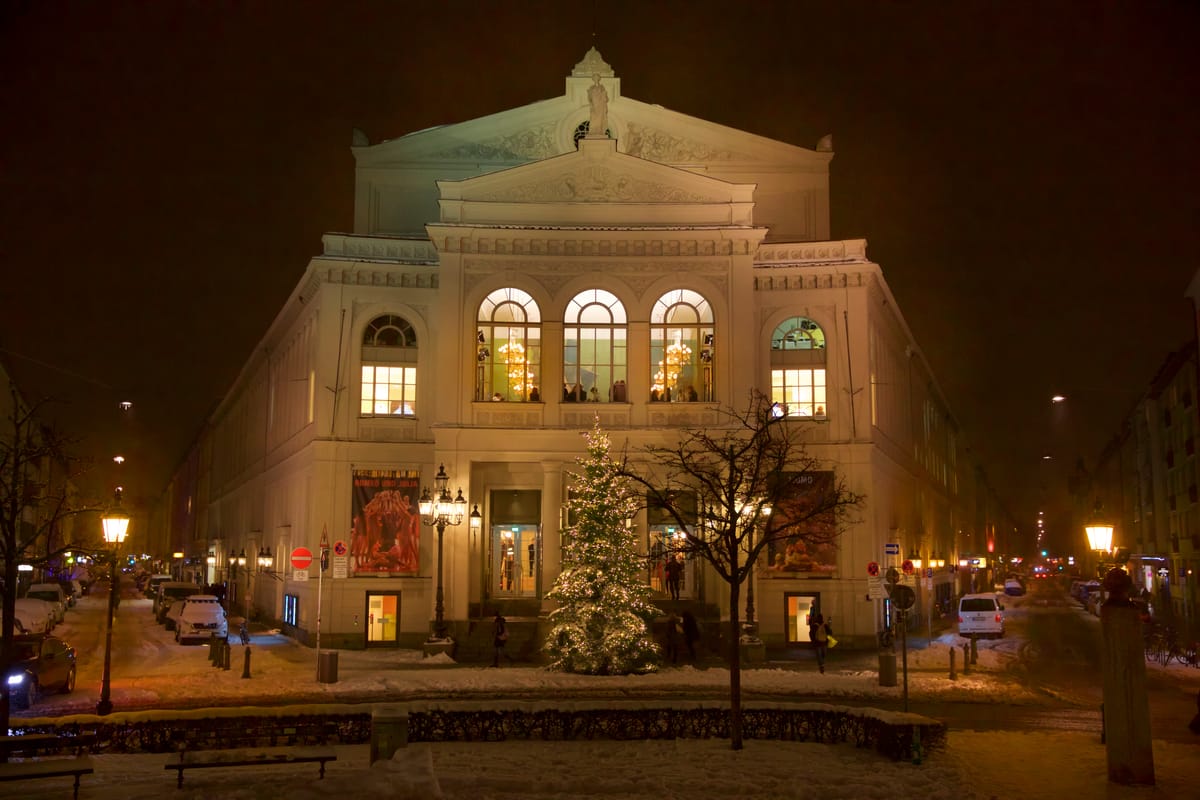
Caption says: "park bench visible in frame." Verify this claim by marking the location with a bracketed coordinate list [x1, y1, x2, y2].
[0, 755, 94, 799]
[165, 744, 337, 788]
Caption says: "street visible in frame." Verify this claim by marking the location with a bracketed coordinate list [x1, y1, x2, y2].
[16, 574, 1200, 747]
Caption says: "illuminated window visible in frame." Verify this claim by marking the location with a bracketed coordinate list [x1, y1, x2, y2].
[564, 289, 627, 403]
[770, 317, 827, 418]
[477, 288, 542, 401]
[650, 289, 713, 403]
[360, 315, 418, 416]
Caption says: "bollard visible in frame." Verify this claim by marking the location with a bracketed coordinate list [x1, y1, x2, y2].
[911, 725, 923, 765]
[962, 642, 971, 675]
[970, 637, 978, 665]
[208, 641, 217, 665]
[949, 646, 957, 681]
[222, 640, 232, 671]
[242, 646, 252, 679]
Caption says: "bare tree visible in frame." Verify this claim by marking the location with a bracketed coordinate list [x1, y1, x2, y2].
[619, 390, 865, 749]
[0, 382, 94, 730]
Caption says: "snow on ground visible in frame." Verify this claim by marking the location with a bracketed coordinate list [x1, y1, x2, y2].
[8, 590, 1199, 799]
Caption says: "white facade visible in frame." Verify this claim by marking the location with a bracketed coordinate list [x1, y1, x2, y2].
[187, 49, 979, 654]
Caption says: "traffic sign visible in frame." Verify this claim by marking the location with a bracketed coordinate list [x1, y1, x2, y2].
[867, 561, 880, 577]
[901, 559, 914, 575]
[884, 543, 900, 556]
[890, 584, 916, 610]
[333, 539, 348, 557]
[291, 546, 313, 570]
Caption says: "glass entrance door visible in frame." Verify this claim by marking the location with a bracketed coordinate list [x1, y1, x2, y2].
[366, 592, 400, 645]
[492, 525, 540, 597]
[648, 526, 693, 599]
[785, 593, 819, 644]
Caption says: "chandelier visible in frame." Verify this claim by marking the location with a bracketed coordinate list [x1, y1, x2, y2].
[498, 341, 535, 394]
[653, 334, 692, 394]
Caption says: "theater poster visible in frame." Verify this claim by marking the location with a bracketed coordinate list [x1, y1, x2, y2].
[764, 471, 839, 575]
[351, 468, 421, 576]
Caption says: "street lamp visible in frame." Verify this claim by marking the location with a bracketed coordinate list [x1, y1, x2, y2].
[97, 490, 130, 716]
[1085, 508, 1114, 605]
[418, 464, 466, 641]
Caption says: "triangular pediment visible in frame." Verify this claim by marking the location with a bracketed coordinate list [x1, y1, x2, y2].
[435, 138, 756, 228]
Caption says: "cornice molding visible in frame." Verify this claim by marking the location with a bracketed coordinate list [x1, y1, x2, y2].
[430, 229, 761, 257]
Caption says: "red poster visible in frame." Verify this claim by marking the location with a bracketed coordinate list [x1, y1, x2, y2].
[351, 469, 421, 575]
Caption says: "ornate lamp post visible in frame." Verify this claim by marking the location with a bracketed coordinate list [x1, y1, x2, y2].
[97, 491, 130, 716]
[418, 464, 466, 641]
[228, 549, 247, 620]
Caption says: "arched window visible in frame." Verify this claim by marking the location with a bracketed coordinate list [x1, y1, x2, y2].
[477, 288, 542, 401]
[769, 317, 826, 418]
[360, 314, 418, 416]
[650, 289, 713, 403]
[564, 289, 627, 403]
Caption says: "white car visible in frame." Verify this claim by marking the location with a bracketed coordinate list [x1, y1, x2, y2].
[175, 595, 228, 644]
[24, 584, 68, 624]
[14, 598, 55, 634]
[957, 593, 1005, 639]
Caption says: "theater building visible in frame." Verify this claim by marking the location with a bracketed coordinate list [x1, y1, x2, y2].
[173, 48, 997, 656]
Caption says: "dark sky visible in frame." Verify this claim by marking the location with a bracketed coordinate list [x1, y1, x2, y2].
[2, 2, 1197, 554]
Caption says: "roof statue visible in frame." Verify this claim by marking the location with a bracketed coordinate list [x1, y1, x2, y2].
[571, 46, 614, 78]
[587, 74, 609, 138]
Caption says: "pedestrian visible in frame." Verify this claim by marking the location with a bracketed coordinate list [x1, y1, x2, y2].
[681, 610, 700, 662]
[809, 612, 831, 673]
[664, 553, 684, 600]
[664, 612, 682, 664]
[492, 611, 511, 667]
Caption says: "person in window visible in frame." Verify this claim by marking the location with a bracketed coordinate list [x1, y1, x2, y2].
[685, 385, 698, 402]
[491, 392, 503, 401]
[588, 386, 599, 402]
[529, 387, 541, 402]
[572, 382, 585, 402]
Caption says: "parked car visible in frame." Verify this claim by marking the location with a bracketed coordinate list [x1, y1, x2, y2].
[155, 582, 202, 623]
[13, 598, 54, 634]
[4, 633, 77, 709]
[957, 593, 1005, 639]
[57, 579, 83, 606]
[24, 583, 68, 624]
[144, 573, 173, 599]
[163, 600, 187, 631]
[175, 595, 228, 644]
[1003, 578, 1025, 597]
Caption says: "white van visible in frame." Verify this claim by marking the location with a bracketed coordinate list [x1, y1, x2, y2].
[957, 593, 1005, 639]
[175, 595, 228, 644]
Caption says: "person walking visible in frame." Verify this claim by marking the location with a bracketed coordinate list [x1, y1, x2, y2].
[664, 553, 684, 600]
[681, 610, 701, 662]
[809, 612, 831, 673]
[664, 612, 682, 664]
[492, 611, 511, 667]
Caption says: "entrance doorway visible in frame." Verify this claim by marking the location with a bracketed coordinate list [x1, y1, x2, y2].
[648, 525, 693, 598]
[492, 524, 540, 597]
[366, 592, 401, 646]
[785, 593, 820, 644]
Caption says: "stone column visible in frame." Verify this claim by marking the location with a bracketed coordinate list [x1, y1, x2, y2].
[1099, 568, 1155, 786]
[540, 461, 563, 613]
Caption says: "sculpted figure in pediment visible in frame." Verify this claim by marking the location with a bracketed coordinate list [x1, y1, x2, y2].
[587, 74, 608, 138]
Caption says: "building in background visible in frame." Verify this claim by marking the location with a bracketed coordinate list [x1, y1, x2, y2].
[156, 49, 1012, 654]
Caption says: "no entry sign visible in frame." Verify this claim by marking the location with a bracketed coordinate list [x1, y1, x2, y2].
[291, 546, 313, 570]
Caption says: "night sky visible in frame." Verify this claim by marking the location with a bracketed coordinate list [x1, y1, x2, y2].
[2, 2, 1197, 555]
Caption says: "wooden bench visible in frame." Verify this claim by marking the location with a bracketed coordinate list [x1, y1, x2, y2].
[165, 745, 337, 788]
[0, 755, 94, 800]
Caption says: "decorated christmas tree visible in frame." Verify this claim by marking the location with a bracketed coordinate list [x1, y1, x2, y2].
[544, 420, 661, 674]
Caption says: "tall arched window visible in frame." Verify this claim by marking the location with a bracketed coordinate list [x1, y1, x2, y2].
[650, 289, 713, 403]
[477, 288, 542, 401]
[564, 289, 627, 403]
[360, 314, 418, 416]
[769, 316, 826, 418]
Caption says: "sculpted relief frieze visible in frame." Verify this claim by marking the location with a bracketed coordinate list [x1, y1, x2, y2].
[623, 123, 750, 163]
[428, 124, 559, 162]
[478, 165, 716, 203]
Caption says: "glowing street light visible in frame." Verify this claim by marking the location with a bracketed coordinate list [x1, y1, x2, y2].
[97, 490, 130, 715]
[418, 464, 467, 641]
